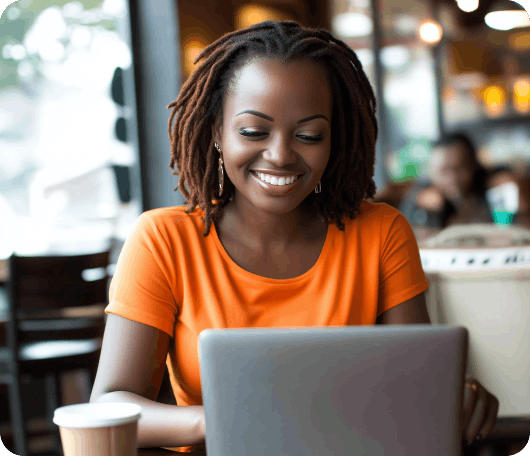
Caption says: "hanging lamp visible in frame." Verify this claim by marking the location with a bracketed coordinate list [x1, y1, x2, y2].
[485, 0, 530, 30]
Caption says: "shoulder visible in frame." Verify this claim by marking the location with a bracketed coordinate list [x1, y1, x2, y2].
[132, 206, 206, 241]
[341, 201, 415, 245]
[140, 205, 204, 225]
[343, 200, 404, 228]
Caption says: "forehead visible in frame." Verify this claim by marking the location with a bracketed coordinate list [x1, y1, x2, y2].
[222, 58, 332, 119]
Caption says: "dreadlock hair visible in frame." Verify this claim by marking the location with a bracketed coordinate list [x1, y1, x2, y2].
[167, 20, 378, 236]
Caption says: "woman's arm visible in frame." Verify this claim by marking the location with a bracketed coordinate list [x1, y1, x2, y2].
[90, 314, 205, 448]
[375, 292, 431, 325]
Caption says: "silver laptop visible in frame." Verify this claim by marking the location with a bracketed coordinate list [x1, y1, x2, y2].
[199, 325, 467, 456]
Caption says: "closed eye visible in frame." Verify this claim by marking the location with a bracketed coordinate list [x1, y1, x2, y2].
[297, 135, 324, 142]
[238, 130, 325, 142]
[239, 130, 266, 138]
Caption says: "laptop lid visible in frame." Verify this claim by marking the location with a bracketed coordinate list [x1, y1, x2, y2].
[199, 325, 467, 456]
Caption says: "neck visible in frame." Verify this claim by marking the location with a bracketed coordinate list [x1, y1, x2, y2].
[217, 196, 324, 250]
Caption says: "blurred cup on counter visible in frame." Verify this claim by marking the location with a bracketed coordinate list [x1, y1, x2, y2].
[53, 402, 142, 456]
[486, 181, 519, 226]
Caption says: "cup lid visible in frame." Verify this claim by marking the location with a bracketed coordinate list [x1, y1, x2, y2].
[53, 402, 142, 428]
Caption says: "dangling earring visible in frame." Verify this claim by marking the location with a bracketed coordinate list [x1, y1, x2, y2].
[215, 143, 224, 196]
[315, 181, 322, 194]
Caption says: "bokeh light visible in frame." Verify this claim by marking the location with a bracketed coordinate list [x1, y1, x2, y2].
[102, 0, 127, 18]
[456, 0, 479, 13]
[182, 38, 207, 78]
[513, 78, 530, 113]
[482, 85, 507, 116]
[419, 20, 443, 44]
[509, 31, 530, 50]
[235, 4, 291, 30]
[332, 12, 373, 38]
[62, 1, 84, 18]
[485, 10, 530, 31]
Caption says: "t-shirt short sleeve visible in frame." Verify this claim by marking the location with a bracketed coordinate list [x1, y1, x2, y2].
[105, 212, 179, 338]
[378, 210, 430, 314]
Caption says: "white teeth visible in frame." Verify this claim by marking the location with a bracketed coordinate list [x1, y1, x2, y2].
[254, 172, 299, 186]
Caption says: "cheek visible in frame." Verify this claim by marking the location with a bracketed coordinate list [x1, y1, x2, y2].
[223, 135, 258, 169]
[309, 143, 332, 173]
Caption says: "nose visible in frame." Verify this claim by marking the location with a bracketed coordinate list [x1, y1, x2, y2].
[263, 135, 298, 168]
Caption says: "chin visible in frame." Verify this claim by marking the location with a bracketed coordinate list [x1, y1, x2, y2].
[246, 193, 310, 215]
[253, 201, 303, 215]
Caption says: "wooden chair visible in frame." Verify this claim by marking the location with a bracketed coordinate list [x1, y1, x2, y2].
[0, 251, 110, 456]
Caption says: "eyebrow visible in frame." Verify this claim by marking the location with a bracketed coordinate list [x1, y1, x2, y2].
[235, 110, 329, 124]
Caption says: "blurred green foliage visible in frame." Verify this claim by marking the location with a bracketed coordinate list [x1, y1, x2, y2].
[388, 139, 432, 183]
[0, 0, 114, 88]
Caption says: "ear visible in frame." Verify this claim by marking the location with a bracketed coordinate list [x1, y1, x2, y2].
[212, 116, 223, 146]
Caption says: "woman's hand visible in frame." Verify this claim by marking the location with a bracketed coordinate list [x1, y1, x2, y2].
[462, 375, 499, 446]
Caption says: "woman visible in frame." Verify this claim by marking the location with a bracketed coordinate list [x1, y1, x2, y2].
[90, 21, 498, 452]
[399, 133, 493, 228]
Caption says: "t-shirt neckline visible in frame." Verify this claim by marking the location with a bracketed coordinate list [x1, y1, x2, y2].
[210, 220, 334, 284]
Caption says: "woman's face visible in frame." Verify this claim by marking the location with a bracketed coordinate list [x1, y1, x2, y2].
[212, 58, 333, 216]
[428, 142, 477, 200]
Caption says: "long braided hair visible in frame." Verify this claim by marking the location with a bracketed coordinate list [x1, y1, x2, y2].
[167, 20, 378, 236]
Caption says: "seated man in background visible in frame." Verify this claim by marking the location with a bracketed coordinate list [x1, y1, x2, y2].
[399, 133, 493, 228]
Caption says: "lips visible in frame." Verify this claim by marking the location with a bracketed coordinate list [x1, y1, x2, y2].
[250, 170, 303, 195]
[253, 171, 300, 186]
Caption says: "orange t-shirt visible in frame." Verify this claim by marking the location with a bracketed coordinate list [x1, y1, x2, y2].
[105, 200, 429, 409]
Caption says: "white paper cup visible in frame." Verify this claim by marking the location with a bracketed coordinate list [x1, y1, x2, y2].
[53, 402, 142, 456]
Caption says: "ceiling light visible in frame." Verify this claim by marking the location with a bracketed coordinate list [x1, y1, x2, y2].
[485, 0, 530, 30]
[456, 0, 480, 13]
[419, 20, 443, 44]
[332, 12, 373, 38]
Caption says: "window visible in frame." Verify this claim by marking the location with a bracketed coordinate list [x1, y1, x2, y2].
[0, 0, 141, 259]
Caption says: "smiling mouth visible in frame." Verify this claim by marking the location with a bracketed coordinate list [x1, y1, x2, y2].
[251, 171, 301, 187]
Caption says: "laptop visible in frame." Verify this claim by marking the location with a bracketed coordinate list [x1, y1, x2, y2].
[199, 325, 467, 456]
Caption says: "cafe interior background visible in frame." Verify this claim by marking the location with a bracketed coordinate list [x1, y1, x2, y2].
[0, 0, 529, 454]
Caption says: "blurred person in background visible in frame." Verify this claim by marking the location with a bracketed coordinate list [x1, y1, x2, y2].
[399, 133, 494, 228]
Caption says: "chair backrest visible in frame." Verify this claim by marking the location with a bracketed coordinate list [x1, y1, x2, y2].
[6, 251, 110, 347]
